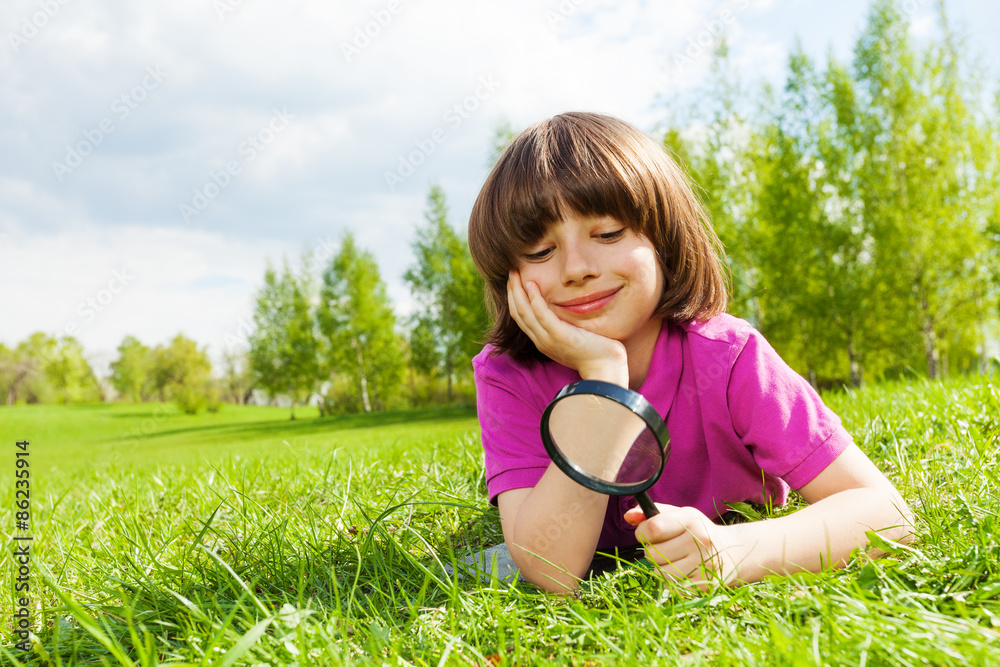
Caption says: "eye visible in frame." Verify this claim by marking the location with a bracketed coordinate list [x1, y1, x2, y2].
[597, 229, 626, 241]
[524, 247, 552, 262]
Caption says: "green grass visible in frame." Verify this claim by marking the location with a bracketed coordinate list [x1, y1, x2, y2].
[0, 402, 477, 470]
[2, 377, 1000, 665]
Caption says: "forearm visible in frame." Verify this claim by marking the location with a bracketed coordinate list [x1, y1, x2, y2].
[727, 486, 914, 583]
[504, 464, 609, 592]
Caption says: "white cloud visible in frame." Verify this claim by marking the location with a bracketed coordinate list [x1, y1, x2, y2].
[4, 0, 996, 370]
[2, 226, 287, 366]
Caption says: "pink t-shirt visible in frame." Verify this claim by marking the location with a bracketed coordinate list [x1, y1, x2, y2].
[472, 314, 853, 551]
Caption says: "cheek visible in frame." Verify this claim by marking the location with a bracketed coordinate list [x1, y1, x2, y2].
[627, 249, 663, 293]
[517, 265, 552, 297]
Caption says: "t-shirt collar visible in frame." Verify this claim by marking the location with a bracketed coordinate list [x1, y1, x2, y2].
[635, 318, 683, 422]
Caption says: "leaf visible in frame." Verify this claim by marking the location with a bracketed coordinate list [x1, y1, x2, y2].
[213, 617, 273, 667]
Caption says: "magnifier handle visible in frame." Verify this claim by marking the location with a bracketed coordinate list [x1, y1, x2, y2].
[636, 492, 659, 518]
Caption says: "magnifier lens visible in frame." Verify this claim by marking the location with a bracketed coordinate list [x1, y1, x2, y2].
[548, 393, 664, 488]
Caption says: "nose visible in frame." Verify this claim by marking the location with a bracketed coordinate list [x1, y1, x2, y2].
[560, 240, 598, 285]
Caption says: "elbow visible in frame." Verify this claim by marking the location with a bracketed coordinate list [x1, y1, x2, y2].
[896, 506, 916, 547]
[885, 489, 916, 546]
[524, 569, 582, 595]
[507, 541, 587, 594]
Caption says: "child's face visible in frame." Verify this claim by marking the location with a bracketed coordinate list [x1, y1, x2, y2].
[517, 213, 664, 349]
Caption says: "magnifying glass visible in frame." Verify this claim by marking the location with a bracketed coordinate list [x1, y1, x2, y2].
[540, 380, 669, 519]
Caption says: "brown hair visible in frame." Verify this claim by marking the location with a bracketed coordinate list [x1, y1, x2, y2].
[468, 111, 728, 360]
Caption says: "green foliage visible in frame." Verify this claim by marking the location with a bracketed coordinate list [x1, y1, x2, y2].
[844, 0, 995, 380]
[486, 118, 518, 168]
[148, 334, 214, 414]
[672, 0, 1000, 386]
[318, 232, 406, 413]
[0, 333, 100, 405]
[110, 335, 154, 403]
[220, 350, 254, 405]
[404, 185, 489, 402]
[42, 336, 102, 404]
[248, 260, 322, 419]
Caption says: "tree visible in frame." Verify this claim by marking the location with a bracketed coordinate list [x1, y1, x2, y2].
[318, 232, 405, 413]
[0, 343, 14, 405]
[248, 260, 321, 419]
[0, 337, 43, 405]
[404, 185, 489, 402]
[220, 350, 255, 405]
[487, 118, 518, 168]
[667, 0, 1000, 386]
[149, 334, 214, 413]
[687, 38, 762, 326]
[0, 333, 101, 404]
[45, 337, 101, 404]
[847, 0, 994, 379]
[110, 335, 154, 403]
[14, 333, 59, 403]
[750, 45, 878, 387]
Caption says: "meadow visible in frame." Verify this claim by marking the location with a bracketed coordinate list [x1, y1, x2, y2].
[2, 376, 1000, 665]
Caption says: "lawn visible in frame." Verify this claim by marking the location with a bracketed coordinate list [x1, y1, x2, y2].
[2, 377, 1000, 665]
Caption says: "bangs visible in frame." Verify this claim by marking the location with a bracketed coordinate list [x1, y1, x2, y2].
[487, 115, 651, 257]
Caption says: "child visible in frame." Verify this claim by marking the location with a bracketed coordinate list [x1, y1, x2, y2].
[466, 111, 913, 593]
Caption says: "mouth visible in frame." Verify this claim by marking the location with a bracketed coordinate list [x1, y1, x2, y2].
[554, 287, 622, 314]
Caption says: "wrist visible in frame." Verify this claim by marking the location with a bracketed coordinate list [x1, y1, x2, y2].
[726, 520, 792, 584]
[577, 352, 629, 388]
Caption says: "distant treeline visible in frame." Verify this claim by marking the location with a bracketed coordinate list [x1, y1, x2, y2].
[3, 0, 998, 412]
[0, 185, 487, 417]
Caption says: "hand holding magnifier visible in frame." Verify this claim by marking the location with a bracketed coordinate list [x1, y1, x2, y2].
[540, 380, 669, 518]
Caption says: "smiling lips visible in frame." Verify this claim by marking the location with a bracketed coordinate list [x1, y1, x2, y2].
[553, 287, 622, 314]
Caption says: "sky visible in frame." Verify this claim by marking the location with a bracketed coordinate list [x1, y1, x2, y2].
[2, 0, 998, 375]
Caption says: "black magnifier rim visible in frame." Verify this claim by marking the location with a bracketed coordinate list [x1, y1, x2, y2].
[540, 380, 670, 497]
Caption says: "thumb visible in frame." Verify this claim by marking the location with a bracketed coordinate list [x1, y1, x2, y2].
[623, 505, 647, 526]
[624, 502, 680, 526]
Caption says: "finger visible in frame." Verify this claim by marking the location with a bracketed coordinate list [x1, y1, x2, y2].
[522, 280, 567, 333]
[641, 536, 696, 567]
[521, 280, 590, 349]
[660, 556, 712, 583]
[623, 506, 645, 526]
[644, 543, 715, 582]
[632, 505, 688, 544]
[507, 272, 543, 339]
[511, 275, 575, 351]
[642, 544, 697, 581]
[624, 502, 678, 526]
[517, 278, 550, 325]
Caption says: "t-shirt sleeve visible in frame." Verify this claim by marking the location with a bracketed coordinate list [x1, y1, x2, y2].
[474, 356, 552, 505]
[726, 329, 853, 490]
